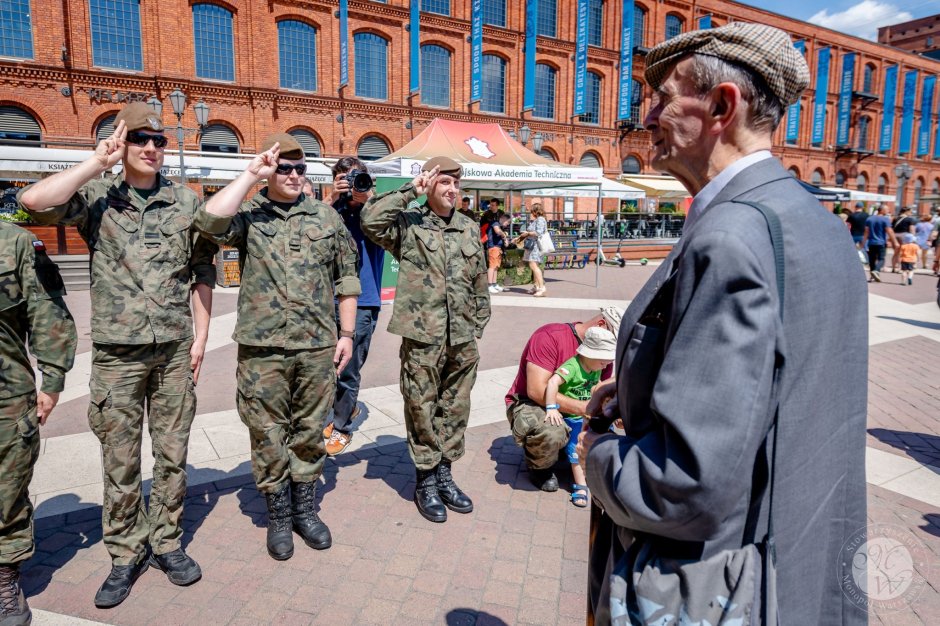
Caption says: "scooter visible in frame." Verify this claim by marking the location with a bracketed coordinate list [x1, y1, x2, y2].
[598, 237, 627, 267]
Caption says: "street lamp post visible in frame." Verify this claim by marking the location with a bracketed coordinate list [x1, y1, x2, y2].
[894, 163, 913, 214]
[147, 90, 210, 186]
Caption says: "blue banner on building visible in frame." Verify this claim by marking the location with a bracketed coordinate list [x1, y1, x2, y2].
[617, 1, 635, 120]
[935, 88, 940, 158]
[898, 70, 918, 155]
[339, 0, 349, 88]
[880, 65, 898, 152]
[811, 47, 830, 145]
[410, 1, 420, 94]
[785, 40, 805, 143]
[698, 15, 712, 29]
[918, 75, 935, 156]
[523, 0, 538, 111]
[470, 0, 482, 102]
[573, 0, 588, 116]
[835, 52, 855, 146]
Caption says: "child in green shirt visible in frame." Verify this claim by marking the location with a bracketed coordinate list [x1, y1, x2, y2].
[544, 327, 616, 507]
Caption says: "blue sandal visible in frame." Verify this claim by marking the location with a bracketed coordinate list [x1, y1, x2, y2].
[570, 484, 589, 508]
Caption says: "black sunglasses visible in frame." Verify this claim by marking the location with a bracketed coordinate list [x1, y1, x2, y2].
[274, 163, 307, 176]
[125, 131, 168, 149]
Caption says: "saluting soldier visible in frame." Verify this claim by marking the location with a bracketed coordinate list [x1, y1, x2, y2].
[361, 157, 490, 523]
[194, 134, 360, 560]
[0, 223, 76, 626]
[18, 102, 217, 608]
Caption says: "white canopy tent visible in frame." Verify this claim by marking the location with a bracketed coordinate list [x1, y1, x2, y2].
[821, 186, 895, 203]
[526, 178, 645, 200]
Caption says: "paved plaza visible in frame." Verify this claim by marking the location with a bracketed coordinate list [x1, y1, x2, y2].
[20, 263, 940, 625]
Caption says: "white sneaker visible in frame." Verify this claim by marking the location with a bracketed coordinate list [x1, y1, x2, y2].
[488, 286, 500, 294]
[494, 284, 505, 292]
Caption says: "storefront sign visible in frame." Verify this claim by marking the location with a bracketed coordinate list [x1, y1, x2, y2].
[410, 0, 420, 94]
[523, 0, 539, 112]
[470, 0, 482, 102]
[573, 0, 589, 116]
[811, 47, 830, 145]
[617, 1, 635, 121]
[785, 40, 805, 143]
[88, 89, 152, 104]
[880, 65, 898, 152]
[917, 75, 935, 156]
[836, 52, 855, 147]
[339, 0, 349, 88]
[898, 69, 918, 155]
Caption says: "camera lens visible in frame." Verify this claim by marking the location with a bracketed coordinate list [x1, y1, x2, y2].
[351, 171, 373, 193]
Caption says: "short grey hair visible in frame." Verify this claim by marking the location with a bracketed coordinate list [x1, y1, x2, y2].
[686, 53, 784, 133]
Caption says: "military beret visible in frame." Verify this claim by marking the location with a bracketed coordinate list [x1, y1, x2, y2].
[115, 102, 164, 133]
[422, 156, 462, 179]
[645, 22, 810, 107]
[260, 132, 304, 160]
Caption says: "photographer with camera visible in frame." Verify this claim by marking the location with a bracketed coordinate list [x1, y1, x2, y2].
[322, 157, 385, 456]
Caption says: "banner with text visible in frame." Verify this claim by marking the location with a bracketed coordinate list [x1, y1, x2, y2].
[836, 52, 855, 146]
[617, 1, 635, 120]
[811, 47, 830, 145]
[410, 1, 420, 93]
[573, 0, 589, 116]
[339, 0, 349, 88]
[935, 85, 940, 158]
[785, 40, 805, 143]
[918, 75, 935, 156]
[898, 70, 918, 155]
[698, 15, 712, 29]
[879, 65, 898, 152]
[470, 0, 482, 102]
[523, 0, 538, 111]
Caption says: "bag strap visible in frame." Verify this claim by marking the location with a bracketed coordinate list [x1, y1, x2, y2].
[731, 200, 784, 565]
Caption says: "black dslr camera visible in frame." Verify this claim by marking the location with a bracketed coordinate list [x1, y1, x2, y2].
[344, 169, 374, 195]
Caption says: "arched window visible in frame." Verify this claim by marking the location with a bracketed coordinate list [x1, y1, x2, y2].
[633, 6, 647, 48]
[482, 0, 506, 27]
[855, 173, 868, 191]
[95, 114, 118, 143]
[583, 71, 602, 124]
[630, 79, 643, 121]
[536, 148, 557, 161]
[933, 178, 940, 196]
[863, 63, 875, 93]
[877, 174, 888, 195]
[588, 0, 604, 47]
[289, 129, 321, 157]
[420, 44, 450, 107]
[90, 0, 143, 70]
[914, 177, 923, 207]
[533, 63, 556, 119]
[357, 135, 390, 161]
[857, 116, 871, 150]
[622, 155, 641, 174]
[481, 54, 506, 114]
[835, 171, 846, 187]
[580, 152, 602, 168]
[278, 21, 317, 91]
[421, 0, 450, 15]
[811, 169, 824, 186]
[665, 15, 683, 40]
[192, 4, 235, 81]
[0, 106, 41, 146]
[354, 33, 388, 100]
[788, 166, 800, 178]
[537, 0, 556, 37]
[200, 124, 239, 153]
[0, 0, 33, 59]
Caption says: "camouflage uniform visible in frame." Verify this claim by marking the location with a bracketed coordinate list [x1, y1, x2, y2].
[19, 174, 217, 565]
[0, 223, 76, 566]
[505, 395, 570, 470]
[193, 191, 360, 493]
[361, 183, 490, 470]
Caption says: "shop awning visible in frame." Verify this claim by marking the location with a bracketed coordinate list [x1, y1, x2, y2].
[619, 175, 691, 199]
[527, 178, 645, 200]
[821, 186, 894, 203]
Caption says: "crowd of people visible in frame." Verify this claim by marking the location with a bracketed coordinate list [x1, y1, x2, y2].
[849, 201, 940, 283]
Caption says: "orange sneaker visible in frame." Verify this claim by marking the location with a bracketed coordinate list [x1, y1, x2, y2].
[325, 430, 353, 456]
[322, 422, 334, 439]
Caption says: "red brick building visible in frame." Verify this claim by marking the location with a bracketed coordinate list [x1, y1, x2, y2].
[878, 14, 940, 60]
[1, 0, 939, 210]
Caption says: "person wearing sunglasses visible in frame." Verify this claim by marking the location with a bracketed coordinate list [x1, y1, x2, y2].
[195, 133, 361, 561]
[17, 102, 218, 608]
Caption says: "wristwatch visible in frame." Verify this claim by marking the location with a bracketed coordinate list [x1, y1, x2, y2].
[339, 329, 355, 339]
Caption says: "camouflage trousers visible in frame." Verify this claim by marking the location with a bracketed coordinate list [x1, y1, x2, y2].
[400, 338, 479, 471]
[505, 394, 570, 470]
[0, 393, 39, 566]
[236, 345, 334, 494]
[88, 340, 196, 566]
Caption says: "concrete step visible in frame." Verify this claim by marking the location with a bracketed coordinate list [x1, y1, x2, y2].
[51, 255, 90, 291]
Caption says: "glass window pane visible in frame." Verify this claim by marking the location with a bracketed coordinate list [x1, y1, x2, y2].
[622, 156, 641, 174]
[193, 4, 235, 81]
[289, 129, 321, 157]
[533, 63, 556, 119]
[583, 71, 601, 124]
[481, 54, 505, 113]
[482, 0, 505, 27]
[863, 65, 874, 93]
[0, 0, 34, 59]
[588, 0, 603, 47]
[665, 15, 682, 40]
[631, 79, 642, 121]
[354, 33, 388, 100]
[858, 117, 869, 150]
[278, 21, 317, 91]
[90, 0, 143, 70]
[421, 0, 449, 15]
[633, 7, 646, 47]
[420, 45, 450, 107]
[537, 0, 556, 37]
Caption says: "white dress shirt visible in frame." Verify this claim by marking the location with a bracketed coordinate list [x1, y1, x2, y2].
[684, 150, 773, 232]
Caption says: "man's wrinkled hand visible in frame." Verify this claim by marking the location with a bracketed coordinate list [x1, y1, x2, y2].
[334, 337, 353, 374]
[37, 391, 60, 425]
[586, 379, 617, 419]
[576, 424, 603, 475]
[190, 338, 207, 384]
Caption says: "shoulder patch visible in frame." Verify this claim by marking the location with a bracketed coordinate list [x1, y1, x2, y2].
[32, 240, 46, 252]
[558, 366, 570, 377]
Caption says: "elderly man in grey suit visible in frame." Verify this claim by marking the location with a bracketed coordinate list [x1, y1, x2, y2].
[579, 23, 868, 625]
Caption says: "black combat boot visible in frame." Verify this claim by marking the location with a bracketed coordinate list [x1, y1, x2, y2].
[436, 460, 473, 513]
[264, 483, 294, 561]
[414, 468, 447, 523]
[0, 565, 30, 626]
[93, 556, 149, 608]
[528, 467, 559, 492]
[290, 481, 332, 550]
[148, 548, 202, 586]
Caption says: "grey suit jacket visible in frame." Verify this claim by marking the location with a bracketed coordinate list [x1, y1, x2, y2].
[586, 158, 869, 625]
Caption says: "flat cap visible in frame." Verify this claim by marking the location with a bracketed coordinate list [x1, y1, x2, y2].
[422, 156, 462, 179]
[115, 102, 164, 133]
[645, 22, 810, 107]
[260, 132, 304, 160]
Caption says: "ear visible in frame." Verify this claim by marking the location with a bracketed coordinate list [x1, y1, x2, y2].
[708, 83, 742, 130]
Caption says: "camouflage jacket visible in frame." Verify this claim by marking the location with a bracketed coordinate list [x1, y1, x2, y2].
[18, 173, 217, 345]
[0, 223, 76, 399]
[193, 190, 361, 349]
[361, 183, 490, 346]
